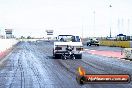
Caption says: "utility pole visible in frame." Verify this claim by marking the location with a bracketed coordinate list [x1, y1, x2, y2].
[110, 27, 112, 38]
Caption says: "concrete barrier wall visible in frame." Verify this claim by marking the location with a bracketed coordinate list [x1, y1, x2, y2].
[100, 41, 131, 48]
[130, 41, 132, 48]
[0, 39, 18, 54]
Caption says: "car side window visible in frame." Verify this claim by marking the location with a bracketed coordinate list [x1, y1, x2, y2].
[60, 38, 64, 42]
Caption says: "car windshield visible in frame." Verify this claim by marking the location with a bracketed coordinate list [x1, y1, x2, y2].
[58, 35, 80, 42]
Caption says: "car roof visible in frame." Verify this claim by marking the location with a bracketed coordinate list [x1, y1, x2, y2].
[58, 35, 73, 36]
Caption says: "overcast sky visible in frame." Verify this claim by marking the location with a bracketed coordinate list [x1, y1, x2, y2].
[0, 0, 132, 38]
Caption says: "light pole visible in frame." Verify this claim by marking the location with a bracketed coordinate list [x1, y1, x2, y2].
[109, 4, 112, 38]
[82, 22, 83, 38]
[93, 10, 96, 36]
[127, 19, 130, 36]
[82, 16, 84, 39]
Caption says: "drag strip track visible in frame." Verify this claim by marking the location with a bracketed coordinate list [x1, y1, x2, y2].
[9, 55, 26, 88]
[31, 41, 132, 88]
[0, 41, 132, 88]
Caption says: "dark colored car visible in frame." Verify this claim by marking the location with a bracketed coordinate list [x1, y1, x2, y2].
[87, 39, 99, 46]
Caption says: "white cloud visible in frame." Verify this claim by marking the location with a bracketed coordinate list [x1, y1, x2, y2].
[0, 0, 132, 37]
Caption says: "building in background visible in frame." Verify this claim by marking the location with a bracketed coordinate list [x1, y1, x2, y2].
[45, 30, 54, 40]
[5, 29, 13, 39]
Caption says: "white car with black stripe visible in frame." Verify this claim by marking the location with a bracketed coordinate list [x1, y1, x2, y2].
[53, 35, 83, 59]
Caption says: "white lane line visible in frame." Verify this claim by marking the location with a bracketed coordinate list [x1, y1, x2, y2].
[84, 49, 89, 51]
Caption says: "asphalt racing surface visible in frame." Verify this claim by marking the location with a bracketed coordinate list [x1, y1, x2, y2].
[0, 41, 132, 88]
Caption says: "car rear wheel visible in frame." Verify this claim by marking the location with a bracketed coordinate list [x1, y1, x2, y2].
[75, 54, 82, 59]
